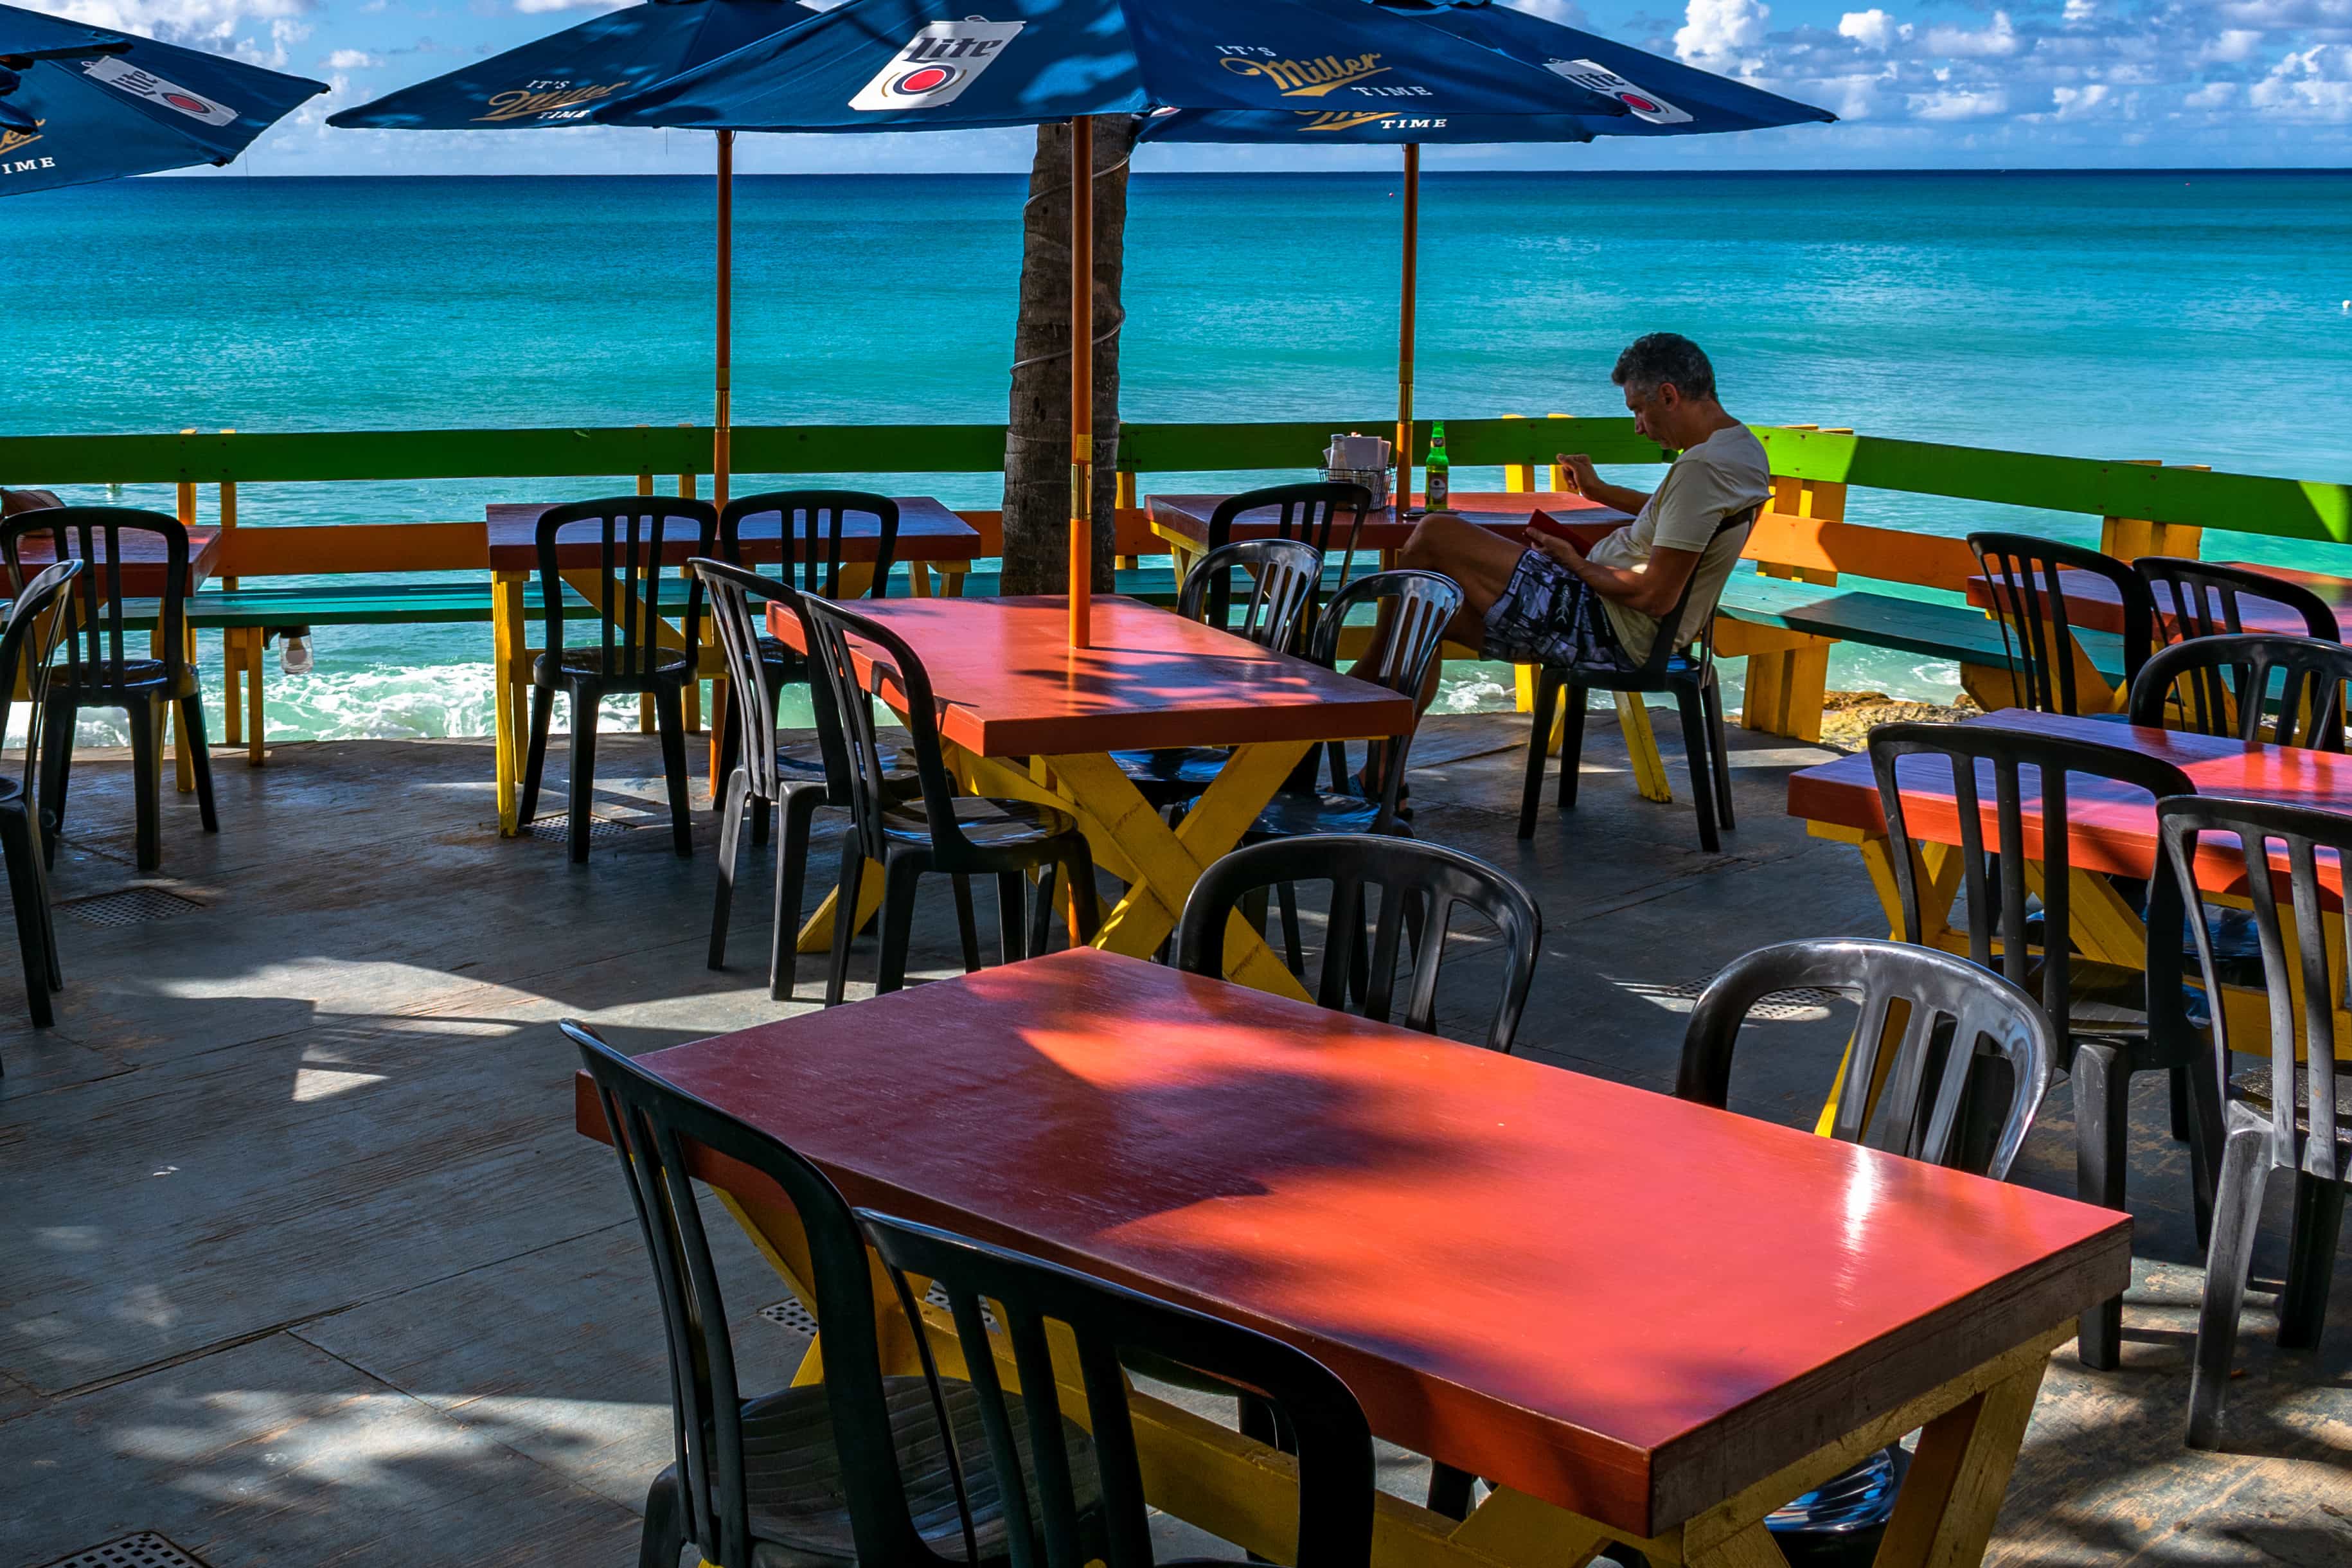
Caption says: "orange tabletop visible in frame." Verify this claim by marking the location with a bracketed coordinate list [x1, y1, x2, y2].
[764, 592, 1414, 758]
[574, 946, 2130, 1540]
[7, 526, 222, 599]
[1788, 709, 2352, 898]
[1964, 560, 2352, 639]
[1147, 491, 1635, 553]
[485, 497, 980, 573]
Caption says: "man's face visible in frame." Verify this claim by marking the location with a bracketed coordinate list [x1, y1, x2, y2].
[1623, 380, 1680, 445]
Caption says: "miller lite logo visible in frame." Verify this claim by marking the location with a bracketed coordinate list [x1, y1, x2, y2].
[0, 121, 40, 157]
[1296, 109, 1447, 133]
[1546, 58, 1691, 124]
[851, 19, 1024, 112]
[82, 55, 239, 126]
[1218, 51, 1388, 99]
[476, 80, 628, 123]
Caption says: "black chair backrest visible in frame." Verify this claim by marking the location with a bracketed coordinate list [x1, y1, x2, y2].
[1175, 835, 1542, 1051]
[1305, 569, 1463, 830]
[797, 594, 977, 860]
[2136, 556, 2340, 643]
[720, 488, 900, 601]
[692, 557, 867, 810]
[535, 497, 717, 681]
[0, 506, 190, 691]
[566, 1020, 922, 1568]
[1968, 532, 2153, 715]
[0, 560, 84, 797]
[1629, 502, 1761, 681]
[1677, 937, 2055, 1179]
[2126, 632, 2352, 752]
[1174, 537, 1322, 653]
[1867, 720, 2196, 1035]
[1206, 483, 1371, 629]
[2157, 797, 2349, 1183]
[857, 1211, 1376, 1568]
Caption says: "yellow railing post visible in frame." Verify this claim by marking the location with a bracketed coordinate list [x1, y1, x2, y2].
[2101, 460, 2205, 561]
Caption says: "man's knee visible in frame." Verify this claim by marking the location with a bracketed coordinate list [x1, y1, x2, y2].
[1399, 512, 1474, 569]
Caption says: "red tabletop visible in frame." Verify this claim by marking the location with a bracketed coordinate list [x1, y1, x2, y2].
[486, 497, 979, 573]
[1148, 491, 1635, 554]
[6, 527, 222, 599]
[1788, 709, 2352, 898]
[573, 947, 2129, 1538]
[765, 593, 1414, 758]
[1964, 561, 2352, 639]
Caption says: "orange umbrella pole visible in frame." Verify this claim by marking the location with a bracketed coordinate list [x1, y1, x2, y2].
[714, 129, 735, 513]
[1068, 114, 1094, 650]
[1396, 142, 1418, 513]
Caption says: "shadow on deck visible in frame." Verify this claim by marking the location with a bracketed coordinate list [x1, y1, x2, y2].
[0, 711, 2345, 1566]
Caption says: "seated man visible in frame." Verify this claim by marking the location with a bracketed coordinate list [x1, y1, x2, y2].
[1394, 332, 1768, 695]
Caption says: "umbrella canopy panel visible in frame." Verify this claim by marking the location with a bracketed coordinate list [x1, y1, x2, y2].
[0, 6, 127, 61]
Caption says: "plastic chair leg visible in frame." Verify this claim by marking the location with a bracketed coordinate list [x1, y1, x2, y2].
[566, 684, 601, 865]
[653, 682, 693, 859]
[22, 808, 61, 992]
[0, 808, 54, 1029]
[2278, 1173, 2346, 1350]
[123, 692, 162, 873]
[996, 871, 1027, 965]
[824, 836, 866, 1008]
[772, 787, 823, 1003]
[951, 873, 981, 973]
[1558, 682, 1588, 809]
[178, 691, 218, 833]
[638, 1468, 689, 1568]
[2187, 1126, 2272, 1448]
[2072, 1038, 2131, 1370]
[1704, 678, 1736, 830]
[518, 683, 554, 828]
[876, 851, 924, 995]
[1674, 686, 1721, 853]
[1277, 880, 1305, 975]
[1517, 670, 1558, 839]
[37, 690, 75, 864]
[709, 767, 751, 970]
[1062, 841, 1101, 945]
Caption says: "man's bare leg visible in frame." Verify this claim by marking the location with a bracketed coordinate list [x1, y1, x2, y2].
[1350, 513, 1532, 708]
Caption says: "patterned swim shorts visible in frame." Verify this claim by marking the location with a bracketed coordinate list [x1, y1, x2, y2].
[1481, 548, 1633, 670]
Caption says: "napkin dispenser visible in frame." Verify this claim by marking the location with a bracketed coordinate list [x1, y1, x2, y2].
[1321, 432, 1392, 508]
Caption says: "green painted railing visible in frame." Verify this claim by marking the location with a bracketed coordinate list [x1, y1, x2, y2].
[4, 417, 2348, 544]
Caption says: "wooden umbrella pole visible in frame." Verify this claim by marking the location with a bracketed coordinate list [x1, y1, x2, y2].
[1396, 141, 1419, 514]
[715, 129, 735, 512]
[1068, 114, 1094, 649]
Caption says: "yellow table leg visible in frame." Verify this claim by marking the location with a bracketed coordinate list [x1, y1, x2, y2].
[1617, 695, 1672, 803]
[938, 564, 971, 598]
[493, 571, 528, 835]
[221, 631, 244, 750]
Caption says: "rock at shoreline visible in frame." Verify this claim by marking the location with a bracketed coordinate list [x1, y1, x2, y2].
[1808, 689, 1981, 752]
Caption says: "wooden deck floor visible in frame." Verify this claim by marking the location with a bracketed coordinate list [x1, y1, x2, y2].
[0, 714, 2345, 1567]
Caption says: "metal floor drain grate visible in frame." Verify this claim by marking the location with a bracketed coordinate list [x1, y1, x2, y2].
[1646, 978, 1846, 1022]
[59, 887, 205, 927]
[524, 815, 647, 844]
[761, 1283, 997, 1337]
[40, 1533, 213, 1568]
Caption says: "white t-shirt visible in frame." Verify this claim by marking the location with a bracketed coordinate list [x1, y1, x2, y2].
[1585, 424, 1770, 664]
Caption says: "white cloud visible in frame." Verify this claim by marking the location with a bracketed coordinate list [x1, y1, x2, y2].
[2062, 0, 2094, 22]
[2049, 83, 2112, 116]
[1907, 87, 2010, 118]
[1837, 10, 1909, 50]
[2250, 42, 2352, 118]
[1675, 0, 1772, 74]
[1924, 12, 2018, 58]
[2183, 80, 2239, 107]
[324, 48, 377, 69]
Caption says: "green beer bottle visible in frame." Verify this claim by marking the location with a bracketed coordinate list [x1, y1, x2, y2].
[1424, 422, 1450, 512]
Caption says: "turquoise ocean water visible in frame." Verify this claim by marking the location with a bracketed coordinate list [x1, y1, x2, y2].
[3, 169, 2350, 742]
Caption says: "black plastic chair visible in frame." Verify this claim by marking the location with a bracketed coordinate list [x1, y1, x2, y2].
[693, 558, 920, 1002]
[1203, 482, 1371, 632]
[858, 1211, 1376, 1568]
[1679, 936, 2056, 1555]
[1249, 569, 1462, 845]
[1518, 504, 1758, 854]
[1112, 537, 1323, 808]
[0, 507, 217, 873]
[712, 490, 902, 817]
[2127, 632, 2352, 751]
[1175, 835, 1541, 1053]
[2157, 798, 2352, 1449]
[800, 595, 1100, 1001]
[2136, 556, 2340, 643]
[0, 561, 81, 1036]
[1969, 532, 2155, 716]
[567, 1020, 1106, 1568]
[517, 496, 715, 862]
[1868, 720, 2218, 1369]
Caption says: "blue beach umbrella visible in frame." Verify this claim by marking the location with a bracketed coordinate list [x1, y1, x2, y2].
[330, 0, 827, 510]
[596, 0, 1632, 643]
[0, 3, 325, 195]
[1144, 0, 1835, 501]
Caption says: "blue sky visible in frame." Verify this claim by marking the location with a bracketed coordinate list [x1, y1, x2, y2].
[32, 0, 2352, 170]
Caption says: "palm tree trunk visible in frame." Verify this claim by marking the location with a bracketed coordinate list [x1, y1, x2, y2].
[1002, 115, 1133, 596]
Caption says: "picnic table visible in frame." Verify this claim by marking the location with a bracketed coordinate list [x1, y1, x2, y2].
[1146, 490, 1634, 584]
[484, 498, 982, 835]
[764, 593, 1411, 1001]
[574, 946, 2131, 1568]
[7, 524, 224, 598]
[1788, 707, 2352, 1053]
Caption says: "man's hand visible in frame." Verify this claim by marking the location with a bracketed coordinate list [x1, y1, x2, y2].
[1556, 454, 1604, 497]
[1528, 531, 1587, 573]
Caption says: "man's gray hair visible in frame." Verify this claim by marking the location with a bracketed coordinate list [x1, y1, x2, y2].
[1612, 333, 1716, 403]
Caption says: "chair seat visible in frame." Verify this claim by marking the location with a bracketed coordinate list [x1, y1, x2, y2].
[534, 646, 693, 684]
[50, 659, 197, 699]
[1549, 650, 1711, 695]
[880, 796, 1076, 848]
[2227, 1073, 2352, 1158]
[774, 737, 907, 786]
[2052, 958, 2214, 1037]
[1110, 745, 1226, 805]
[706, 1375, 1102, 1567]
[1249, 789, 1388, 839]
